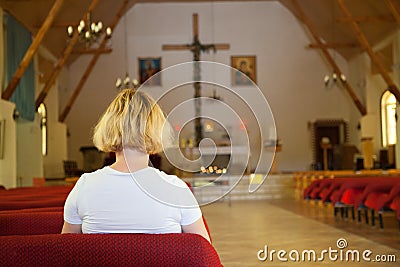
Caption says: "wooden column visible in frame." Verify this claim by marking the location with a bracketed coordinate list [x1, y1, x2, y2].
[2, 0, 65, 100]
[59, 0, 129, 122]
[35, 0, 100, 109]
[337, 0, 400, 102]
[291, 0, 366, 116]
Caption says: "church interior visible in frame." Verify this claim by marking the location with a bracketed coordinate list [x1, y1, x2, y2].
[1, 0, 400, 266]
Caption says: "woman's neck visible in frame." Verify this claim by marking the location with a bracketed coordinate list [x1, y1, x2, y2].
[110, 148, 149, 173]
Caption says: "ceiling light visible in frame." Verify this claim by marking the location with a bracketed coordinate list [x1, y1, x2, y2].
[67, 12, 112, 47]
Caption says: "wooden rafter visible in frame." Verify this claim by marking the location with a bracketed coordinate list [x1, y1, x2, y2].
[308, 42, 359, 49]
[337, 0, 400, 102]
[35, 0, 100, 109]
[71, 48, 113, 54]
[2, 0, 65, 101]
[34, 22, 79, 28]
[336, 15, 395, 23]
[59, 0, 130, 123]
[385, 0, 400, 25]
[292, 0, 367, 116]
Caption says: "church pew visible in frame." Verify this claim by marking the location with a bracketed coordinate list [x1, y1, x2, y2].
[390, 196, 400, 220]
[370, 183, 400, 212]
[361, 182, 400, 228]
[319, 178, 352, 203]
[0, 206, 63, 214]
[303, 179, 323, 199]
[0, 207, 213, 241]
[305, 178, 336, 200]
[1, 185, 72, 193]
[328, 177, 386, 204]
[302, 175, 400, 230]
[331, 177, 400, 224]
[0, 212, 63, 236]
[0, 198, 67, 211]
[0, 185, 72, 211]
[354, 179, 400, 210]
[0, 210, 213, 239]
[0, 233, 222, 267]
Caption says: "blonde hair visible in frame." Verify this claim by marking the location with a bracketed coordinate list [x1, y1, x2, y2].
[93, 89, 168, 154]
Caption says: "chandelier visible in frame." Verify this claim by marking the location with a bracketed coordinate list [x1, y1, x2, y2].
[116, 73, 139, 90]
[324, 72, 346, 88]
[115, 14, 139, 90]
[67, 12, 112, 47]
[324, 2, 347, 89]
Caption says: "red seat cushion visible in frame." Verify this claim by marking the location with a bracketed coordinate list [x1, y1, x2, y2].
[0, 233, 222, 267]
[340, 188, 364, 205]
[0, 212, 63, 236]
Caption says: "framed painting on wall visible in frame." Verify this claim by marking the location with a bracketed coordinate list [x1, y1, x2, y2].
[139, 57, 162, 86]
[231, 55, 256, 85]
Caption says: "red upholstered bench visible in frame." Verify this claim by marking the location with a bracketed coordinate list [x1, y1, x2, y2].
[0, 206, 63, 214]
[371, 183, 400, 213]
[390, 196, 400, 221]
[329, 178, 400, 226]
[0, 212, 64, 236]
[0, 210, 212, 240]
[360, 182, 400, 228]
[0, 233, 222, 267]
[0, 185, 73, 211]
[319, 178, 350, 203]
[308, 179, 332, 200]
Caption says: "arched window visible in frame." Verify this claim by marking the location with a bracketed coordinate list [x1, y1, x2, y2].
[37, 103, 47, 156]
[381, 90, 397, 147]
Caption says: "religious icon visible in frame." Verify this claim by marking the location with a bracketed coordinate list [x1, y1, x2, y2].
[138, 57, 162, 86]
[231, 56, 256, 86]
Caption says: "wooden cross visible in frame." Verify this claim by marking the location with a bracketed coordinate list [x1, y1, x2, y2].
[162, 13, 230, 146]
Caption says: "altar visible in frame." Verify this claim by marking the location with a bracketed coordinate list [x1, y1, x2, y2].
[172, 145, 250, 177]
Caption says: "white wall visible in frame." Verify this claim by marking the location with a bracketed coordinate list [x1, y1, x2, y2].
[0, 100, 17, 188]
[0, 7, 3, 89]
[0, 8, 17, 188]
[66, 1, 361, 172]
[0, 4, 67, 184]
[42, 77, 68, 178]
[16, 117, 42, 186]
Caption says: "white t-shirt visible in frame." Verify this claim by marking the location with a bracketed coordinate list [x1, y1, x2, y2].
[64, 166, 202, 234]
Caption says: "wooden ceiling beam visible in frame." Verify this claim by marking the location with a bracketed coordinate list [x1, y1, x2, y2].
[35, 0, 101, 109]
[34, 22, 82, 28]
[337, 0, 400, 102]
[292, 0, 367, 116]
[385, 0, 400, 25]
[308, 42, 359, 49]
[71, 48, 112, 54]
[59, 0, 130, 123]
[2, 0, 65, 101]
[336, 15, 395, 23]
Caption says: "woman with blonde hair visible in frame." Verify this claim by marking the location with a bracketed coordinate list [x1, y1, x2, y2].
[62, 89, 210, 243]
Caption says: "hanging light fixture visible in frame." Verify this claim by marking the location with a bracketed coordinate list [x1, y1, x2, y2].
[67, 12, 112, 47]
[324, 72, 346, 88]
[323, 1, 347, 89]
[115, 13, 139, 90]
[116, 73, 139, 90]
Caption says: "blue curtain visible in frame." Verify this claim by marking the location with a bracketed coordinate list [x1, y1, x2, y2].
[4, 13, 35, 121]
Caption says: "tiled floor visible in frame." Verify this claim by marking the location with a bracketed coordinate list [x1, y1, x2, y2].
[202, 193, 400, 266]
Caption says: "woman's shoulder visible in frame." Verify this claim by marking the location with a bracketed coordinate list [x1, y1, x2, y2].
[144, 167, 188, 187]
[75, 166, 113, 183]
